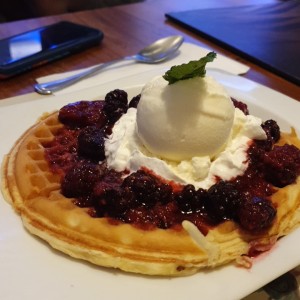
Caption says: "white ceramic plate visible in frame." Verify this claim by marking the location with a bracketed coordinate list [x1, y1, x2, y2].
[0, 70, 300, 300]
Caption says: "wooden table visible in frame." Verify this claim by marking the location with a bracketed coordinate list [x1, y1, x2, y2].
[0, 0, 299, 101]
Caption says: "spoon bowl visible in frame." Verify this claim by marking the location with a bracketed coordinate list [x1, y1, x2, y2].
[133, 35, 184, 63]
[35, 35, 184, 95]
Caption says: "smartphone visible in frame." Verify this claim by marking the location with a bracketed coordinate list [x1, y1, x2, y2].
[0, 21, 104, 78]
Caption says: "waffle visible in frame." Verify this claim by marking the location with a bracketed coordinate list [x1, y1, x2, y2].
[2, 112, 300, 276]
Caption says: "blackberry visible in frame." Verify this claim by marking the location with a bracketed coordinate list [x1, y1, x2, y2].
[205, 181, 242, 222]
[93, 169, 123, 198]
[104, 89, 128, 123]
[94, 183, 126, 217]
[78, 126, 106, 161]
[122, 170, 172, 207]
[92, 169, 129, 217]
[61, 162, 104, 198]
[237, 197, 276, 232]
[129, 94, 141, 108]
[176, 185, 207, 214]
[257, 119, 281, 151]
[262, 119, 280, 143]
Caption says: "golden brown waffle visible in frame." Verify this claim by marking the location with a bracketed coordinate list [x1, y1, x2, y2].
[2, 112, 300, 276]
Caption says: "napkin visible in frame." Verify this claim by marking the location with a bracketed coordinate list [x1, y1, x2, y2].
[36, 42, 249, 95]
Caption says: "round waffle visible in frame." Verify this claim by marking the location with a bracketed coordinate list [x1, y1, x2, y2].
[2, 111, 300, 276]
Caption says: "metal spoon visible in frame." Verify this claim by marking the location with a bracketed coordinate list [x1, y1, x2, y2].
[34, 35, 184, 95]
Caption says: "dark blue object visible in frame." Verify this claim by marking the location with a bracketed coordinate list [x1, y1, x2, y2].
[166, 0, 300, 85]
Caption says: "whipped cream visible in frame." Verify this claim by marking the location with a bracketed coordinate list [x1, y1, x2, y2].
[105, 106, 266, 189]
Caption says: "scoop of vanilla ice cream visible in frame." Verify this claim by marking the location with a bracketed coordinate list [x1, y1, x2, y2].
[136, 75, 235, 161]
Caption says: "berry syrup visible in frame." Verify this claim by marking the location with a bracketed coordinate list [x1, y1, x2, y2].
[43, 90, 300, 235]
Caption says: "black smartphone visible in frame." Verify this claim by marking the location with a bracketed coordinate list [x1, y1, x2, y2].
[0, 21, 104, 78]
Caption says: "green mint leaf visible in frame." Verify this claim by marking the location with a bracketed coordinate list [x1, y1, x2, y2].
[163, 51, 217, 84]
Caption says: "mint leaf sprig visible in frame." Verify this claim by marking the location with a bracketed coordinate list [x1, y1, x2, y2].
[163, 52, 217, 84]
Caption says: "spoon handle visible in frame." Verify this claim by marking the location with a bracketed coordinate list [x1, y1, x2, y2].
[34, 56, 134, 95]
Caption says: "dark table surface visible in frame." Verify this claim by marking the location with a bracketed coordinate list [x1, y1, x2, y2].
[0, 0, 299, 101]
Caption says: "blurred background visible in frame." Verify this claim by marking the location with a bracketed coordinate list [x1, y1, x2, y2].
[0, 0, 144, 22]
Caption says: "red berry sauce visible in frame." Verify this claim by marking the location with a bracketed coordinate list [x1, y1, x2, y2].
[43, 91, 300, 235]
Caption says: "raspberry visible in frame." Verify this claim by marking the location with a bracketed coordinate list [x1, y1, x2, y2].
[58, 101, 106, 128]
[263, 144, 300, 187]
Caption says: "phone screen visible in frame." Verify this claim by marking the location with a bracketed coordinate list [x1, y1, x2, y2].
[0, 22, 101, 66]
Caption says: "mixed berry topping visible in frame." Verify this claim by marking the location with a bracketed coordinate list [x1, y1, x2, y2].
[103, 89, 128, 123]
[232, 98, 249, 115]
[43, 91, 300, 235]
[128, 94, 141, 108]
[237, 196, 276, 232]
[58, 100, 106, 128]
[77, 126, 106, 161]
[262, 144, 300, 187]
[206, 181, 242, 223]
